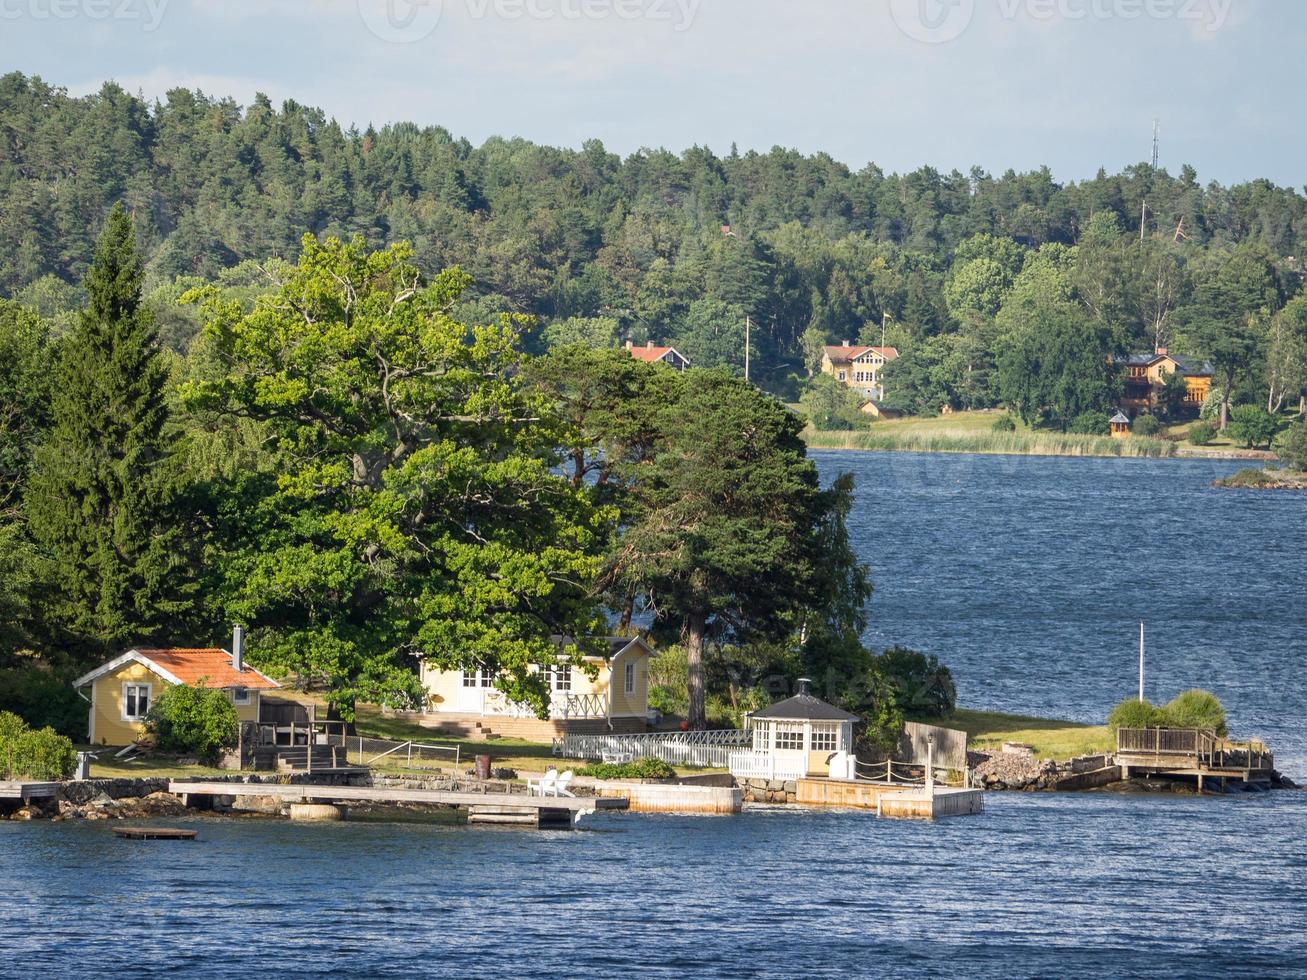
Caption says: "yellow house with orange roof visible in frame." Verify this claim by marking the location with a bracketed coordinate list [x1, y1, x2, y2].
[71, 629, 279, 746]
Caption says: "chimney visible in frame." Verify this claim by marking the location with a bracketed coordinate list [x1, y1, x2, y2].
[1157, 346, 1168, 356]
[625, 339, 633, 350]
[796, 677, 813, 697]
[842, 340, 851, 348]
[232, 625, 244, 674]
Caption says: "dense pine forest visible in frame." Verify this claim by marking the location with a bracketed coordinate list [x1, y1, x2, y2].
[3, 72, 1306, 415]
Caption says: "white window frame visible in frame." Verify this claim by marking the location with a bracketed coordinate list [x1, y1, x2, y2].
[549, 665, 572, 692]
[811, 724, 838, 753]
[774, 723, 805, 751]
[231, 687, 251, 706]
[462, 668, 494, 689]
[122, 682, 152, 722]
[624, 661, 635, 695]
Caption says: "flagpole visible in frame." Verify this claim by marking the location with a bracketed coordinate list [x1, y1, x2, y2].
[1138, 622, 1146, 702]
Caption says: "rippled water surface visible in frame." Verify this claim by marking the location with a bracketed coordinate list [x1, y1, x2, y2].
[4, 452, 1306, 978]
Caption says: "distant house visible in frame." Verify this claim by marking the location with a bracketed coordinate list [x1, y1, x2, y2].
[418, 636, 656, 740]
[1110, 411, 1132, 439]
[626, 340, 690, 372]
[72, 630, 279, 746]
[1117, 349, 1214, 417]
[821, 342, 899, 403]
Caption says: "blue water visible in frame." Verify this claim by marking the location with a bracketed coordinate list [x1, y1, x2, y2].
[819, 452, 1307, 774]
[3, 452, 1306, 978]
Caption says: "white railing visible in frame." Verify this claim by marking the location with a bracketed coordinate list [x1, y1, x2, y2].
[727, 750, 808, 782]
[347, 736, 461, 769]
[558, 693, 608, 720]
[554, 730, 751, 769]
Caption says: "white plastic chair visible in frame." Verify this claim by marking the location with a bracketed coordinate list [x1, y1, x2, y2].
[527, 768, 558, 796]
[555, 770, 576, 798]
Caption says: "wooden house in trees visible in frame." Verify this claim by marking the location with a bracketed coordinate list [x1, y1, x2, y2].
[625, 341, 690, 372]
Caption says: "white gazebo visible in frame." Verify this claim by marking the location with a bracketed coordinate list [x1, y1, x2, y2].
[729, 679, 859, 781]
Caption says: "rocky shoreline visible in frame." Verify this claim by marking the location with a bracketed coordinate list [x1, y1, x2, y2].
[969, 750, 1299, 793]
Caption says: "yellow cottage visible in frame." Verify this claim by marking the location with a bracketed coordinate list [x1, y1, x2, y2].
[418, 636, 655, 741]
[72, 630, 280, 746]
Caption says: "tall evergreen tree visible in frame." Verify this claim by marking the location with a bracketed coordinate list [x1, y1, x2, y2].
[26, 204, 193, 661]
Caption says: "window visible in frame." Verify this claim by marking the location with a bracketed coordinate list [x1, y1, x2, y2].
[462, 668, 494, 688]
[231, 687, 251, 706]
[811, 725, 838, 752]
[837, 371, 846, 381]
[123, 683, 151, 721]
[624, 662, 635, 695]
[774, 724, 804, 751]
[548, 666, 572, 692]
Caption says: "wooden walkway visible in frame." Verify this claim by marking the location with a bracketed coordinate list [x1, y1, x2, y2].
[168, 781, 629, 825]
[1116, 728, 1275, 789]
[0, 781, 58, 802]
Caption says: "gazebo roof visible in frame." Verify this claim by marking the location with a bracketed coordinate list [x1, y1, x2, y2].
[751, 680, 860, 723]
[1110, 411, 1131, 425]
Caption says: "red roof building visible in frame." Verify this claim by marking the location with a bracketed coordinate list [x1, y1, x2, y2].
[625, 340, 690, 372]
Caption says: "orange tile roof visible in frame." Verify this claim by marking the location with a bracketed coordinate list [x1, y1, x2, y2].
[136, 648, 280, 691]
[629, 345, 677, 364]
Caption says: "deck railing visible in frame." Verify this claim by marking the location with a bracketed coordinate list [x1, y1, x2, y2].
[1116, 728, 1274, 771]
[554, 730, 750, 769]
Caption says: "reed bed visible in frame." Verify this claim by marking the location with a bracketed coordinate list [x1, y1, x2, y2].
[803, 428, 1180, 458]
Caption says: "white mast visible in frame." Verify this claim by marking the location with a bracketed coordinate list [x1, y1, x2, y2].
[1138, 622, 1146, 702]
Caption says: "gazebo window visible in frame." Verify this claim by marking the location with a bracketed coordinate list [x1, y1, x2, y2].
[811, 724, 838, 752]
[775, 723, 805, 751]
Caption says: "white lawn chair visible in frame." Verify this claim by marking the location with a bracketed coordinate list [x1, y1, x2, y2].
[555, 770, 576, 798]
[527, 768, 558, 796]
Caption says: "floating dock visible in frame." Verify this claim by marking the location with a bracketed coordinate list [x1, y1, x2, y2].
[0, 781, 58, 803]
[168, 780, 628, 828]
[795, 778, 983, 820]
[113, 826, 198, 840]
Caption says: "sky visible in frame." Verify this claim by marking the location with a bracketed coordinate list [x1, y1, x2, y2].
[1, 0, 1301, 187]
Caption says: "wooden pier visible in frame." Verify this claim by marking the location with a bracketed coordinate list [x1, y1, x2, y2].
[113, 826, 197, 840]
[168, 780, 628, 828]
[1115, 728, 1275, 791]
[0, 781, 58, 803]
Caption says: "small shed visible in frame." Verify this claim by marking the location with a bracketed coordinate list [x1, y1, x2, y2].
[1110, 411, 1132, 439]
[747, 679, 859, 778]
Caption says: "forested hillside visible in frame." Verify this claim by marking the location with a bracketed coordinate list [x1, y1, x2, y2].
[4, 71, 1307, 414]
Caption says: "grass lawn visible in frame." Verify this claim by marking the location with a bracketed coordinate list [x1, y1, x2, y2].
[926, 708, 1113, 761]
[81, 752, 231, 780]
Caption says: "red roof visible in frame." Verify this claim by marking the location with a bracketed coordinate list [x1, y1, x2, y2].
[825, 345, 899, 363]
[136, 648, 280, 690]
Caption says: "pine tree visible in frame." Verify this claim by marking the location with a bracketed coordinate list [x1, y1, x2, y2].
[26, 204, 194, 661]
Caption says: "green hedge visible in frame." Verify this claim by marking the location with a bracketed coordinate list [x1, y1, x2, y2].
[576, 758, 677, 780]
[0, 710, 77, 780]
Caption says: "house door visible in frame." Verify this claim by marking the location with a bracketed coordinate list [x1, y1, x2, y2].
[459, 669, 494, 713]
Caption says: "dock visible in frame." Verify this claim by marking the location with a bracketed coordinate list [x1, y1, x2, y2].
[1115, 728, 1275, 791]
[0, 781, 58, 804]
[113, 826, 197, 840]
[168, 780, 629, 828]
[796, 778, 984, 820]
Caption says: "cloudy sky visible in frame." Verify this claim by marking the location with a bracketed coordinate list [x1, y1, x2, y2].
[2, 0, 1299, 185]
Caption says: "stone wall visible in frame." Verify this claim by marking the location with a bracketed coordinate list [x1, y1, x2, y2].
[737, 777, 797, 804]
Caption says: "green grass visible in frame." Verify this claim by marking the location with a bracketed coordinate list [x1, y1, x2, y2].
[81, 752, 231, 780]
[922, 708, 1113, 761]
[804, 411, 1178, 458]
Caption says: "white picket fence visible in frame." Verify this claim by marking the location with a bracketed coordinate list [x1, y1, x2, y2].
[553, 730, 750, 769]
[726, 750, 808, 781]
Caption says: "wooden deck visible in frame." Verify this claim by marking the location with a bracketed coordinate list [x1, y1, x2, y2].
[113, 826, 198, 840]
[168, 781, 629, 824]
[0, 781, 58, 801]
[1116, 728, 1275, 789]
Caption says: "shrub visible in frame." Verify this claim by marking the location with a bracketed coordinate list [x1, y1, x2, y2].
[0, 710, 77, 780]
[1068, 411, 1110, 436]
[1162, 689, 1227, 736]
[145, 683, 239, 764]
[1132, 414, 1162, 437]
[1273, 421, 1307, 471]
[874, 647, 956, 717]
[991, 414, 1017, 433]
[1188, 420, 1218, 446]
[0, 668, 88, 741]
[1226, 405, 1282, 450]
[1106, 698, 1165, 733]
[799, 375, 868, 431]
[576, 758, 677, 780]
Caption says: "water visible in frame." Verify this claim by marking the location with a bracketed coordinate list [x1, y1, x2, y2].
[4, 452, 1307, 977]
[2, 798, 1306, 977]
[818, 452, 1307, 774]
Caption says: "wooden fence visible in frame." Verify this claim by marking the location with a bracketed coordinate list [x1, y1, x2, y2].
[1116, 728, 1273, 771]
[897, 722, 968, 771]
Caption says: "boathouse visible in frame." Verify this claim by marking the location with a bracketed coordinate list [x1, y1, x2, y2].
[729, 679, 858, 781]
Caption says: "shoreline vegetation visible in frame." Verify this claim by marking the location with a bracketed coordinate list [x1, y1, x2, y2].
[1213, 467, 1307, 490]
[801, 410, 1281, 461]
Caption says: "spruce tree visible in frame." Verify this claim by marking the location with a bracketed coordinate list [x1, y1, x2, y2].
[26, 204, 193, 661]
